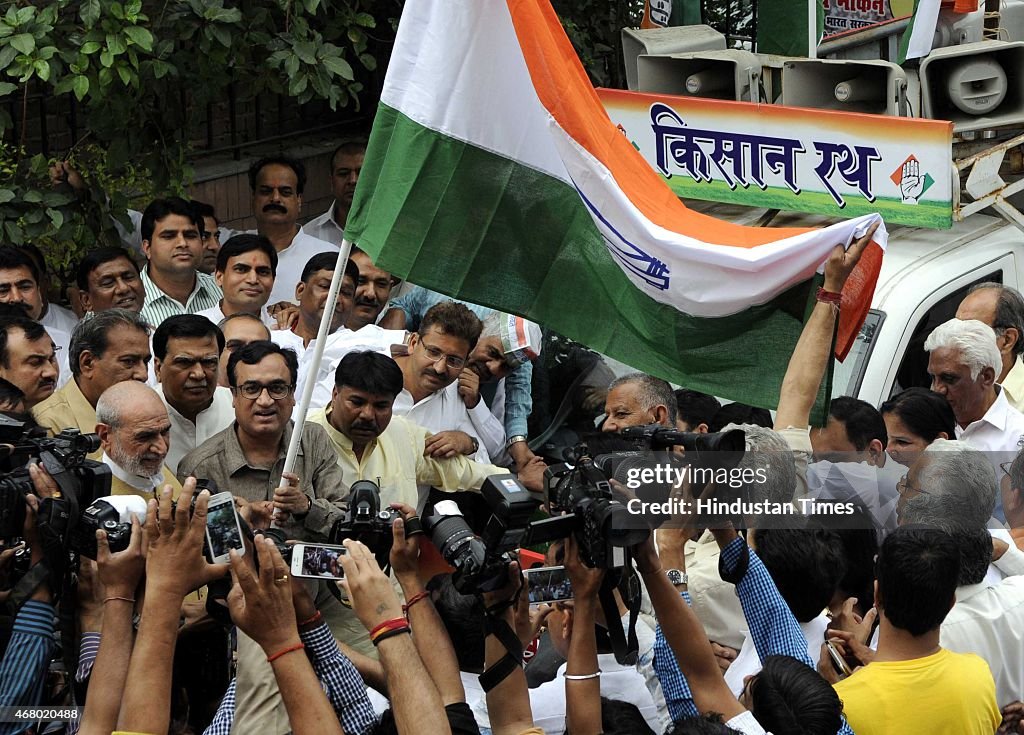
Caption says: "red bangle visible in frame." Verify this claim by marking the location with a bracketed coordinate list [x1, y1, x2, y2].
[266, 642, 305, 663]
[369, 617, 408, 640]
[298, 611, 322, 628]
[816, 287, 842, 306]
[402, 591, 430, 616]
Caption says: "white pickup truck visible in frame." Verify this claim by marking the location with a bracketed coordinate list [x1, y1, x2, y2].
[838, 212, 1023, 406]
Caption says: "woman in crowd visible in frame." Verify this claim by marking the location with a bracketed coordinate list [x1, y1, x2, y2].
[879, 387, 956, 467]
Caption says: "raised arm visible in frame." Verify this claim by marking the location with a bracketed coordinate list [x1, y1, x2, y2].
[228, 537, 343, 735]
[340, 539, 452, 735]
[79, 518, 146, 735]
[633, 536, 746, 721]
[389, 504, 467, 705]
[774, 221, 879, 430]
[117, 480, 228, 734]
[563, 536, 605, 735]
[479, 563, 536, 735]
[711, 527, 812, 666]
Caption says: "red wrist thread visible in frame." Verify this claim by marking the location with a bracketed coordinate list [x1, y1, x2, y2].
[816, 287, 842, 306]
[402, 591, 430, 617]
[266, 642, 305, 663]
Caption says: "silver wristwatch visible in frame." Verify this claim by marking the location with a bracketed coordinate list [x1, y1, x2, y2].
[666, 569, 687, 586]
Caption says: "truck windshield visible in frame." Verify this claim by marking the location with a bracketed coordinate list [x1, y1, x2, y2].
[832, 309, 884, 398]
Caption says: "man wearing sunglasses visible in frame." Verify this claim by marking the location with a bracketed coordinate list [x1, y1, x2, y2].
[392, 300, 506, 462]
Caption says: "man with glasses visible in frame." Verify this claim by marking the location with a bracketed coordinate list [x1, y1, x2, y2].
[152, 315, 234, 474]
[181, 339, 357, 735]
[393, 300, 505, 462]
[383, 287, 542, 469]
[177, 340, 347, 540]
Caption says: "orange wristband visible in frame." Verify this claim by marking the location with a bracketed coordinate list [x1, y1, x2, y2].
[266, 642, 305, 663]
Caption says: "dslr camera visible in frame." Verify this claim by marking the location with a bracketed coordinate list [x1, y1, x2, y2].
[423, 475, 543, 595]
[329, 479, 421, 568]
[69, 495, 148, 560]
[0, 415, 111, 539]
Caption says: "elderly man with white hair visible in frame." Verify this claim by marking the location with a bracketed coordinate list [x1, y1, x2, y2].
[95, 380, 181, 499]
[925, 318, 1024, 452]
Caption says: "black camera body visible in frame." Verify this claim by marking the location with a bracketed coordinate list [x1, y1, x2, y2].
[329, 480, 410, 567]
[424, 475, 543, 595]
[69, 496, 148, 560]
[0, 416, 111, 539]
[525, 456, 647, 569]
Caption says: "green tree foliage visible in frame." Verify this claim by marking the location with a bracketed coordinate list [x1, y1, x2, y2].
[553, 0, 645, 88]
[0, 0, 389, 286]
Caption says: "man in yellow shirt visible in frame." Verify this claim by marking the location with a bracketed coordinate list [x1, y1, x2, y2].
[33, 309, 152, 456]
[308, 350, 547, 511]
[831, 527, 1000, 735]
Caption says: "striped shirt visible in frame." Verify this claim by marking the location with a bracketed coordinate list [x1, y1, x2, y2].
[0, 600, 57, 735]
[652, 538, 855, 735]
[139, 265, 221, 328]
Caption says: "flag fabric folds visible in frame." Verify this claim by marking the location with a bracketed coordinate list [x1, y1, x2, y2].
[345, 0, 888, 411]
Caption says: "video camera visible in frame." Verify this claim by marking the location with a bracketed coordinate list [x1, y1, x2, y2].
[0, 414, 110, 539]
[523, 425, 746, 568]
[423, 475, 543, 595]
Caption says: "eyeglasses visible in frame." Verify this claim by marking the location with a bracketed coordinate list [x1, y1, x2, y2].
[1001, 461, 1014, 478]
[234, 381, 294, 400]
[419, 340, 466, 370]
[896, 474, 928, 497]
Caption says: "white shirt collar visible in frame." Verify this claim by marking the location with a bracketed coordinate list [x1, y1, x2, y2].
[985, 385, 1014, 431]
[101, 452, 163, 492]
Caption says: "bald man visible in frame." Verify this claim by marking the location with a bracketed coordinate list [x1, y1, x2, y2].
[95, 381, 182, 499]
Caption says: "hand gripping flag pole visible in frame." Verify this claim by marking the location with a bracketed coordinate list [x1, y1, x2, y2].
[273, 239, 353, 518]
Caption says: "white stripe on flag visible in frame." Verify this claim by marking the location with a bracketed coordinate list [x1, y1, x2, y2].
[905, 0, 942, 60]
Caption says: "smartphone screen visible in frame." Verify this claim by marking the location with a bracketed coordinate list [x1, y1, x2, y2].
[291, 544, 347, 579]
[206, 496, 244, 561]
[524, 565, 573, 604]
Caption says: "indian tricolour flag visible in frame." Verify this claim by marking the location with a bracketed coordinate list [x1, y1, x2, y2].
[345, 0, 889, 411]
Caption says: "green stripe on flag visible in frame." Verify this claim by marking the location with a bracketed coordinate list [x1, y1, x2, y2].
[346, 103, 833, 419]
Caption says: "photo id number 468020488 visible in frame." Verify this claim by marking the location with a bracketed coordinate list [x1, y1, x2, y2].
[0, 707, 82, 722]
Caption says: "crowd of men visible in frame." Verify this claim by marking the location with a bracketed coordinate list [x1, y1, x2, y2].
[0, 142, 1022, 735]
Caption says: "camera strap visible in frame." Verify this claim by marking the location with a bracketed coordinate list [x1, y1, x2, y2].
[601, 567, 640, 667]
[479, 606, 524, 693]
[478, 578, 527, 693]
[5, 498, 76, 611]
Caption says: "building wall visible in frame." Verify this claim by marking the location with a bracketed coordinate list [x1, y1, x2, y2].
[187, 138, 348, 232]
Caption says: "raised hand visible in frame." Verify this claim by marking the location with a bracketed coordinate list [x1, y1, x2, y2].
[823, 219, 880, 293]
[144, 478, 228, 599]
[227, 535, 299, 653]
